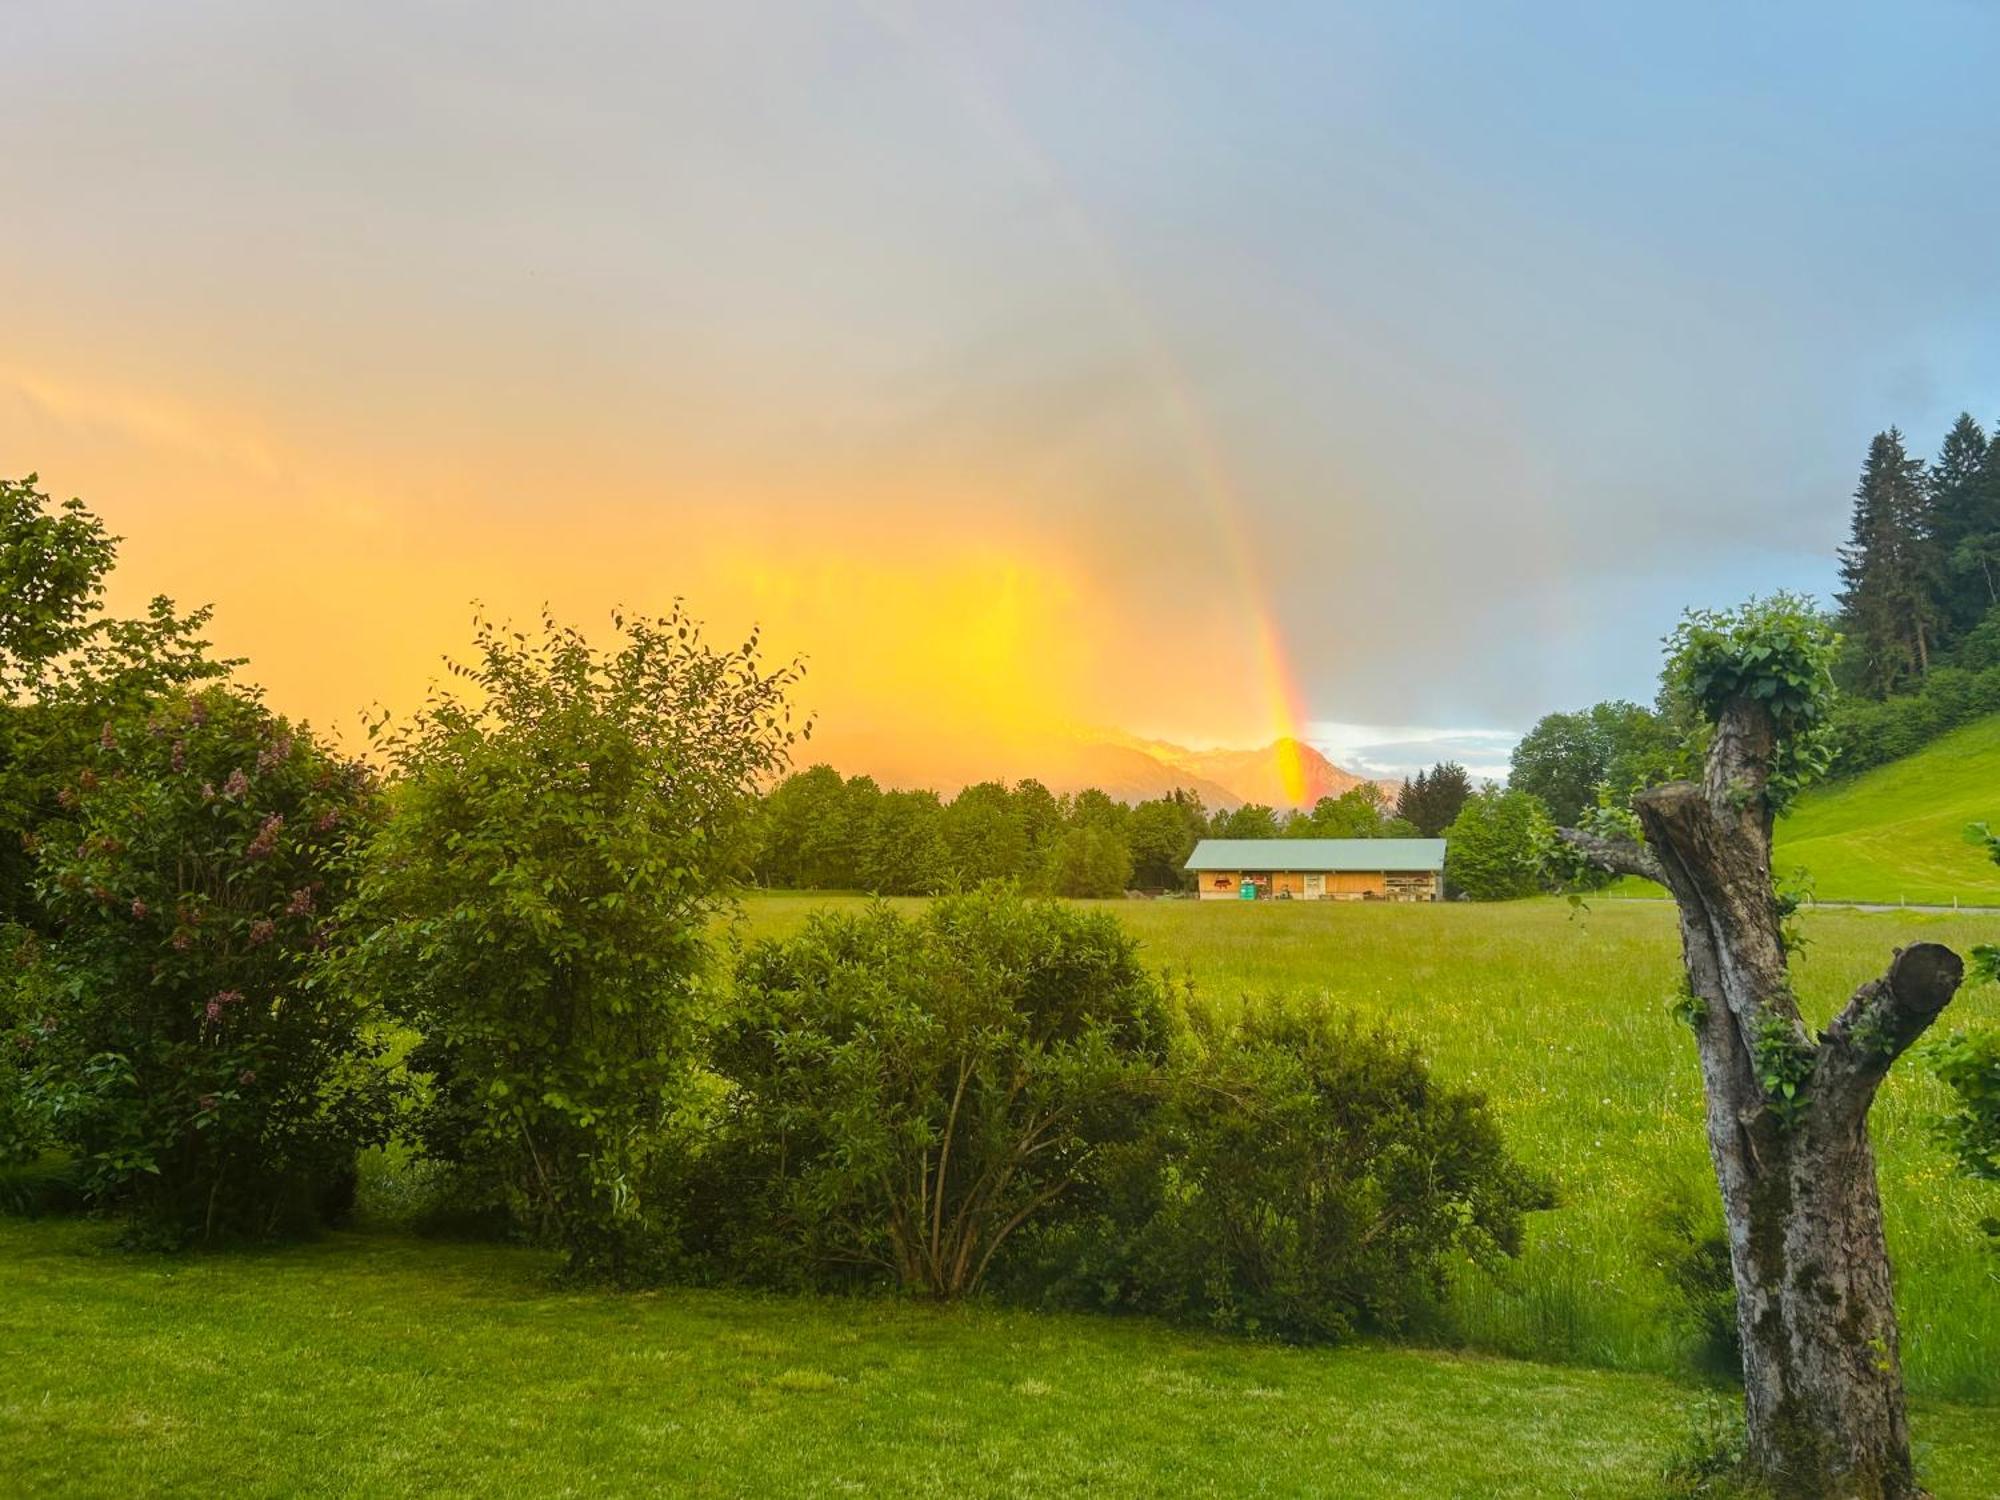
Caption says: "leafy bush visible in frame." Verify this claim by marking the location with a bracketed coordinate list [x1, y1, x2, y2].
[1443, 786, 1552, 900]
[23, 687, 389, 1241]
[337, 609, 798, 1278]
[695, 889, 1171, 1296]
[1931, 1028, 2000, 1186]
[1033, 999, 1550, 1341]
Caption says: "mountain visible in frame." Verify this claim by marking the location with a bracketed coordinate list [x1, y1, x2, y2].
[1091, 733, 1387, 811]
[1053, 742, 1246, 810]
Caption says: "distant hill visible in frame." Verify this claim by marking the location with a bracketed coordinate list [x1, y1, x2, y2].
[1099, 734, 1388, 812]
[1056, 742, 1246, 810]
[1772, 713, 2000, 906]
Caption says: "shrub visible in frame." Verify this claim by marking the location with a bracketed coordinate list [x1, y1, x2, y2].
[23, 687, 390, 1241]
[337, 609, 798, 1278]
[696, 889, 1171, 1296]
[1035, 999, 1550, 1341]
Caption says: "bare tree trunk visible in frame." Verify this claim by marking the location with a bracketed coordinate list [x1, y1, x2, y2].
[1561, 697, 1962, 1500]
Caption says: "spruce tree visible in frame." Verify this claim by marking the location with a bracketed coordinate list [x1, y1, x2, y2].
[1837, 429, 1939, 696]
[1928, 412, 1996, 641]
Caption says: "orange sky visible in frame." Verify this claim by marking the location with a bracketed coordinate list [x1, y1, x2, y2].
[4, 352, 1289, 785]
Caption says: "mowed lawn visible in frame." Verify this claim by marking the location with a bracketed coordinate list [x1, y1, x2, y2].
[728, 895, 2000, 1399]
[6, 1216, 2000, 1500]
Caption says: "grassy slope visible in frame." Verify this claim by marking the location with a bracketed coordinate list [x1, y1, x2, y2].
[4, 1217, 1997, 1499]
[727, 897, 2000, 1399]
[1611, 714, 2000, 905]
[1774, 714, 2000, 905]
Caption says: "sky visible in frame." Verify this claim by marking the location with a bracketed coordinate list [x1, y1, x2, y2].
[5, 2, 2000, 786]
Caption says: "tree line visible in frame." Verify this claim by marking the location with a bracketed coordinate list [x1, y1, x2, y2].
[749, 761, 1474, 896]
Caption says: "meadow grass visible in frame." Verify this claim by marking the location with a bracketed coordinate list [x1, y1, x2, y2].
[5, 1214, 1999, 1499]
[1774, 714, 2000, 905]
[727, 894, 2000, 1399]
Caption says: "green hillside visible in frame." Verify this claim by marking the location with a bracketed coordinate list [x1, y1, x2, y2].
[1773, 713, 2000, 905]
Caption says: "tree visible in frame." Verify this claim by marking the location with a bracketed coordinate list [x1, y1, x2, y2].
[1928, 413, 1997, 641]
[1396, 761, 1471, 838]
[1127, 791, 1205, 891]
[942, 781, 1029, 884]
[859, 789, 952, 895]
[1289, 784, 1390, 837]
[1012, 778, 1064, 860]
[1441, 786, 1549, 900]
[1559, 596, 1963, 1499]
[754, 765, 861, 889]
[1839, 429, 1941, 697]
[1212, 803, 1280, 839]
[1509, 702, 1667, 825]
[0, 477, 234, 928]
[1042, 825, 1132, 898]
[339, 608, 799, 1277]
[22, 686, 389, 1240]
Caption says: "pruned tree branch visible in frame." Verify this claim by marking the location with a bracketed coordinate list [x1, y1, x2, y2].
[1555, 826, 1665, 885]
[1815, 943, 1964, 1121]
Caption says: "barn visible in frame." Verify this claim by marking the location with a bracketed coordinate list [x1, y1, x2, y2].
[1183, 838, 1446, 902]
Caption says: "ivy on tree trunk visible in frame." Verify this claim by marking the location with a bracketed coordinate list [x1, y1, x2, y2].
[1562, 695, 1961, 1500]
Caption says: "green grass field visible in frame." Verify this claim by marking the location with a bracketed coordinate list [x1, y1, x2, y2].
[6, 1216, 1999, 1498]
[1774, 715, 2000, 905]
[725, 896, 2000, 1398]
[7, 895, 1998, 1496]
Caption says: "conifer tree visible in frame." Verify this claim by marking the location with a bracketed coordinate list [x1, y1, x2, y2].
[1837, 429, 1939, 696]
[1929, 412, 1996, 640]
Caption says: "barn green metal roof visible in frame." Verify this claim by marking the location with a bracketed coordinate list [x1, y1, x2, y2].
[1183, 838, 1446, 873]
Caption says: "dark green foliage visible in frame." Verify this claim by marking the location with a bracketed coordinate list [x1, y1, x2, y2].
[1838, 427, 1942, 697]
[751, 764, 867, 889]
[1126, 790, 1206, 891]
[695, 890, 1171, 1296]
[1823, 654, 2000, 778]
[337, 608, 799, 1277]
[1397, 761, 1472, 837]
[941, 780, 1030, 884]
[858, 788, 952, 895]
[1030, 999, 1549, 1341]
[0, 475, 117, 695]
[1510, 702, 1678, 826]
[1443, 786, 1552, 900]
[21, 687, 389, 1241]
[1285, 784, 1395, 837]
[1930, 1030, 1999, 1187]
[0, 478, 235, 931]
[751, 770, 1212, 897]
[1042, 824, 1134, 897]
[1930, 414, 2000, 641]
[1212, 802, 1281, 839]
[1664, 594, 1839, 813]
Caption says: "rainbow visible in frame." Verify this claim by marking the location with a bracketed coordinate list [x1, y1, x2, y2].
[856, 3, 1314, 803]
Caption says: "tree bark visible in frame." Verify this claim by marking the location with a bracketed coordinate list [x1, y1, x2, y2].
[1559, 697, 1962, 1499]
